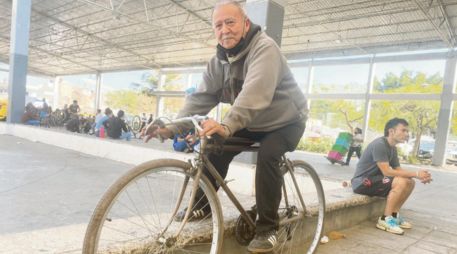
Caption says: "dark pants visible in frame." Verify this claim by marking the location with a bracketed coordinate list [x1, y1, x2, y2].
[197, 120, 305, 234]
[345, 146, 361, 165]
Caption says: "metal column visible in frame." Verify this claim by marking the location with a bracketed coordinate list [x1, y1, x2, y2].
[432, 55, 456, 166]
[7, 0, 32, 123]
[245, 0, 285, 46]
[94, 72, 102, 113]
[362, 58, 376, 141]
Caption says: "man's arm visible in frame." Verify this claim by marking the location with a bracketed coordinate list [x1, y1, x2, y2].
[377, 162, 432, 183]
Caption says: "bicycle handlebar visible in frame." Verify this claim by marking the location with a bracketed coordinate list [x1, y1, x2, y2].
[144, 115, 209, 143]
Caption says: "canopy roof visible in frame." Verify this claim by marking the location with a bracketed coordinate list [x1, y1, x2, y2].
[0, 0, 456, 76]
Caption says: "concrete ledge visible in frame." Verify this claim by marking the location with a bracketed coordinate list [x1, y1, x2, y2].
[1, 122, 385, 252]
[0, 122, 192, 165]
[216, 188, 385, 252]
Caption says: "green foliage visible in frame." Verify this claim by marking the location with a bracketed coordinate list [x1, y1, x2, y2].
[105, 90, 157, 115]
[296, 136, 334, 153]
[370, 70, 442, 157]
[309, 99, 364, 131]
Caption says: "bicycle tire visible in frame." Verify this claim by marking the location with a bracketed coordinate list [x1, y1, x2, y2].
[131, 115, 142, 134]
[276, 160, 325, 254]
[83, 159, 224, 254]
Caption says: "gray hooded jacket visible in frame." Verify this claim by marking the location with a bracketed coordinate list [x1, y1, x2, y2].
[175, 24, 307, 136]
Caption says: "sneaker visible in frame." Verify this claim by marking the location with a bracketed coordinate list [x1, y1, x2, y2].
[174, 207, 211, 222]
[247, 230, 278, 253]
[395, 214, 412, 229]
[376, 216, 404, 235]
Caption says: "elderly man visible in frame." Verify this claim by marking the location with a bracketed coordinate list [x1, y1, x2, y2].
[143, 1, 307, 252]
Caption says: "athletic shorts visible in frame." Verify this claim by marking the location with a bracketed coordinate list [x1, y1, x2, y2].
[352, 175, 393, 197]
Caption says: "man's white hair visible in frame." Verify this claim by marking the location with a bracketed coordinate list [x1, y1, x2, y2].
[213, 0, 248, 19]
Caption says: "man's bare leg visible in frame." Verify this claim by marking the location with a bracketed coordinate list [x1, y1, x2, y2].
[385, 177, 415, 215]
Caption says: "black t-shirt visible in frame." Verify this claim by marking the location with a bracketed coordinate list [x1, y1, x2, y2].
[351, 137, 400, 189]
[69, 104, 80, 114]
[106, 117, 128, 139]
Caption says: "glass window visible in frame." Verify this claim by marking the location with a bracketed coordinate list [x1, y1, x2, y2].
[56, 74, 96, 114]
[312, 64, 369, 93]
[374, 60, 445, 94]
[162, 73, 188, 91]
[308, 99, 365, 134]
[190, 73, 203, 88]
[291, 67, 309, 92]
[26, 75, 54, 108]
[161, 97, 185, 118]
[0, 62, 8, 71]
[368, 100, 440, 163]
[299, 99, 365, 154]
[0, 71, 8, 99]
[101, 70, 158, 116]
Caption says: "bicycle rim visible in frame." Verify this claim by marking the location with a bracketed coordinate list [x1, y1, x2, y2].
[83, 159, 223, 254]
[275, 160, 325, 254]
[132, 116, 142, 133]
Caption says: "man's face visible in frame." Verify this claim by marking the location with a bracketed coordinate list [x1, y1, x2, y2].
[390, 124, 409, 143]
[212, 4, 250, 49]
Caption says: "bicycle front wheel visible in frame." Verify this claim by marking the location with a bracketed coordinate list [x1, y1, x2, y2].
[276, 160, 325, 254]
[83, 159, 224, 254]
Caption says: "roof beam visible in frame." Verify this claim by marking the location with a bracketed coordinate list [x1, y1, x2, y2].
[167, 0, 212, 27]
[0, 33, 98, 73]
[436, 0, 456, 46]
[32, 8, 162, 69]
[76, 0, 213, 47]
[413, 0, 453, 48]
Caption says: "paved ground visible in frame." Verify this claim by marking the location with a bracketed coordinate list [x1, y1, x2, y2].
[1, 133, 457, 253]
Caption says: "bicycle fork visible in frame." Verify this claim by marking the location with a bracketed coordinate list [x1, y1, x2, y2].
[157, 168, 203, 244]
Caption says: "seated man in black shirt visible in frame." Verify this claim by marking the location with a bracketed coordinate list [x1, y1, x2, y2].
[65, 114, 80, 133]
[106, 110, 132, 141]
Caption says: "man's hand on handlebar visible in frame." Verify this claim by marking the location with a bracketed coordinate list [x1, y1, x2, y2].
[200, 118, 229, 140]
[140, 122, 173, 143]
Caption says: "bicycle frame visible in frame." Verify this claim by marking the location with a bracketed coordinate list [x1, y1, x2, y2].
[160, 116, 308, 238]
[175, 139, 307, 238]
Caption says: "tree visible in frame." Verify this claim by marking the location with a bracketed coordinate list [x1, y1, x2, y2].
[370, 70, 442, 157]
[105, 90, 157, 116]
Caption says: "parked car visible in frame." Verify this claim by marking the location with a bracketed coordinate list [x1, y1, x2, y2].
[0, 99, 6, 121]
[401, 137, 457, 165]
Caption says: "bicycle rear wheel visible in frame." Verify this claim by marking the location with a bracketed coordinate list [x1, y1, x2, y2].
[131, 115, 142, 134]
[276, 160, 325, 254]
[83, 159, 223, 254]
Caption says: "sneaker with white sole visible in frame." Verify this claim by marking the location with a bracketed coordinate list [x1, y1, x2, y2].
[174, 207, 211, 222]
[247, 230, 278, 253]
[376, 216, 404, 235]
[395, 214, 412, 229]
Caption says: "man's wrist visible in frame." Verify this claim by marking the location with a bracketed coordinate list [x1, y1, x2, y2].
[221, 124, 232, 138]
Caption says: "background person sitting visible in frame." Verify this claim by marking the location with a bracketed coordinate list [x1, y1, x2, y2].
[106, 110, 132, 141]
[21, 103, 40, 126]
[65, 114, 80, 133]
[94, 108, 112, 137]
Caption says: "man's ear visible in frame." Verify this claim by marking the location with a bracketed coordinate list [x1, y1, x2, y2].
[244, 18, 251, 34]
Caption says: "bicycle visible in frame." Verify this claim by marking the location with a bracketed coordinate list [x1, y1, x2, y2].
[83, 115, 325, 254]
[130, 115, 143, 134]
